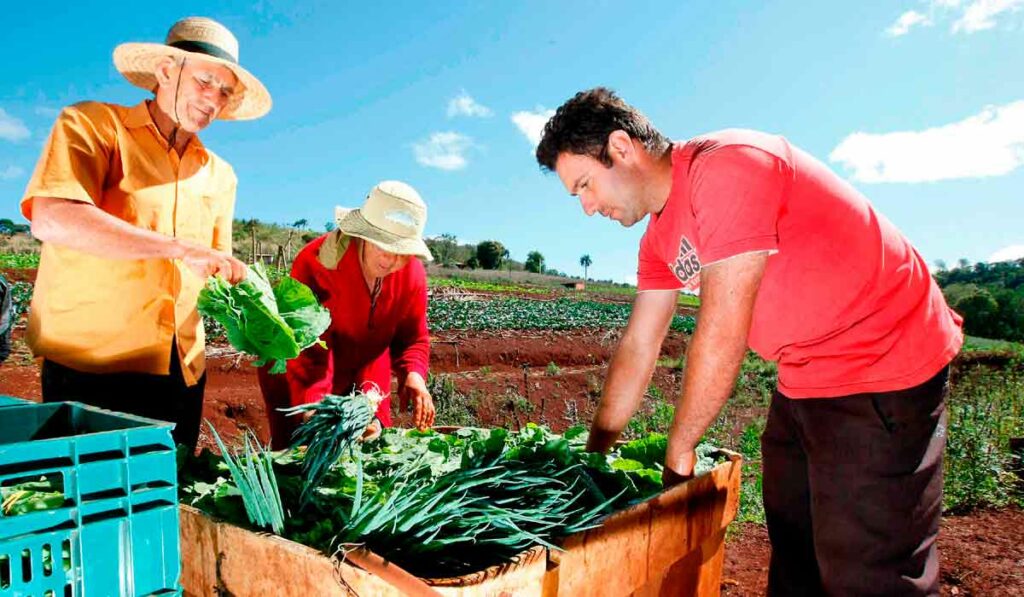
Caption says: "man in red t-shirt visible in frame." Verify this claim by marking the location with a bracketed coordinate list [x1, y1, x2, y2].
[536, 88, 962, 596]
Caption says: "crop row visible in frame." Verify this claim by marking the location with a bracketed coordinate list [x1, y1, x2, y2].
[428, 297, 696, 332]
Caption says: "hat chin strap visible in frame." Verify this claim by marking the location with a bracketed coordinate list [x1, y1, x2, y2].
[168, 57, 186, 149]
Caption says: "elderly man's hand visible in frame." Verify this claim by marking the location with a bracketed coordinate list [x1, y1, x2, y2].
[400, 372, 435, 431]
[180, 241, 247, 284]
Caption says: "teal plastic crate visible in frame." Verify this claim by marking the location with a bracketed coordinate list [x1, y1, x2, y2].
[0, 402, 180, 596]
[0, 397, 28, 409]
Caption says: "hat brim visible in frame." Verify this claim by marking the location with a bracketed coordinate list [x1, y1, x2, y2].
[113, 42, 271, 121]
[337, 209, 434, 262]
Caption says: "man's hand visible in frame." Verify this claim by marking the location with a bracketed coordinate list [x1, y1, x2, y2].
[180, 241, 247, 284]
[585, 427, 621, 454]
[662, 449, 696, 488]
[400, 371, 435, 431]
[586, 290, 678, 453]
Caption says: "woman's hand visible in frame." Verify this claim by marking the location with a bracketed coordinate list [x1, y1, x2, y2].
[360, 418, 382, 442]
[400, 372, 435, 431]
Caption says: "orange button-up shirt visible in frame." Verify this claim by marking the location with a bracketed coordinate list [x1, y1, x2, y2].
[20, 100, 237, 385]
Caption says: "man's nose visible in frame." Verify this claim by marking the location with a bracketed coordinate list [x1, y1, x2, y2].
[580, 194, 598, 217]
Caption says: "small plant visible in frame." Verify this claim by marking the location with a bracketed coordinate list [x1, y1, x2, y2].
[428, 373, 480, 428]
[545, 361, 561, 376]
[626, 386, 676, 438]
[735, 419, 766, 524]
[943, 362, 1024, 512]
[479, 365, 492, 376]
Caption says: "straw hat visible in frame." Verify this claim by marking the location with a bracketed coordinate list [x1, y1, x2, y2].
[335, 181, 434, 261]
[113, 17, 271, 121]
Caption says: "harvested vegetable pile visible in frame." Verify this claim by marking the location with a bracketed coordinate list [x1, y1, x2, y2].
[180, 422, 725, 577]
[197, 262, 330, 373]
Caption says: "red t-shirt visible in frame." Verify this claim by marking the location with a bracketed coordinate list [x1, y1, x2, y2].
[283, 233, 431, 424]
[638, 129, 963, 398]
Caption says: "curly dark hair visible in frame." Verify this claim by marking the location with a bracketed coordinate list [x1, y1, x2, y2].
[535, 87, 669, 171]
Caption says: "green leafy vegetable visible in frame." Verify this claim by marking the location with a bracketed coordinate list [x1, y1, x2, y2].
[197, 262, 331, 373]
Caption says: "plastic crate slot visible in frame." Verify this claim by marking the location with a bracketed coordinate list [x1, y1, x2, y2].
[81, 509, 127, 525]
[41, 544, 51, 576]
[1, 473, 66, 518]
[129, 480, 174, 492]
[79, 488, 127, 502]
[132, 500, 174, 514]
[20, 548, 30, 583]
[1, 553, 9, 589]
[128, 444, 173, 456]
[60, 540, 69, 573]
[78, 450, 125, 464]
[64, 583, 71, 597]
[0, 459, 73, 478]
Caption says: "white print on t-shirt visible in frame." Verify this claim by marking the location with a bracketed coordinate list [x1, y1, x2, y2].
[671, 235, 701, 291]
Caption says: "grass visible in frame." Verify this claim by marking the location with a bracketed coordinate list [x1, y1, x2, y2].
[428, 275, 545, 295]
[944, 355, 1024, 512]
[0, 253, 39, 269]
[963, 335, 1024, 355]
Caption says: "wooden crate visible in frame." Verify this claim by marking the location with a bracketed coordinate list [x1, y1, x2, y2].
[553, 452, 742, 597]
[179, 452, 741, 596]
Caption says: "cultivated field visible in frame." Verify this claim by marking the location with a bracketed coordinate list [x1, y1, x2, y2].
[1, 262, 1022, 595]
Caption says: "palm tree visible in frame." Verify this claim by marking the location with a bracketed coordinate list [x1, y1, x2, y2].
[503, 248, 512, 280]
[579, 254, 592, 282]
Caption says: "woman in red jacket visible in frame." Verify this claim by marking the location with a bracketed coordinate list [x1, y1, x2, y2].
[259, 180, 436, 448]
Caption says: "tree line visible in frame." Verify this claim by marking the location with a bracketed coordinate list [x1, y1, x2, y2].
[934, 258, 1024, 343]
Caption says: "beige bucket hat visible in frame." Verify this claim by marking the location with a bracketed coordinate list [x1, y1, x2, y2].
[336, 181, 434, 262]
[113, 16, 271, 121]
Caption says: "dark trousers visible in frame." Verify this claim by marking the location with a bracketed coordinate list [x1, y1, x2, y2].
[41, 346, 207, 452]
[763, 367, 949, 597]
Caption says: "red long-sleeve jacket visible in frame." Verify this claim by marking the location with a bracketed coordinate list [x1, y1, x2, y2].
[258, 232, 429, 442]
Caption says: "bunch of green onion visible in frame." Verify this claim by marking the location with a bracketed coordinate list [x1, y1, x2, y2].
[325, 455, 612, 576]
[281, 389, 380, 502]
[207, 422, 286, 534]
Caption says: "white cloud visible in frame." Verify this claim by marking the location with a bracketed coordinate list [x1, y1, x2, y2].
[0, 108, 30, 142]
[885, 0, 1020, 36]
[0, 165, 25, 180]
[413, 132, 474, 171]
[953, 0, 1024, 33]
[447, 91, 492, 118]
[886, 10, 932, 36]
[829, 100, 1024, 183]
[511, 108, 556, 148]
[988, 244, 1024, 262]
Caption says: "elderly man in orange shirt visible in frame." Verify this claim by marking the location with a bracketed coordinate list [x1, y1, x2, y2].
[20, 17, 271, 450]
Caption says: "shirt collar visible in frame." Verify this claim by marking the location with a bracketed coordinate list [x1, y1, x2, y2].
[123, 101, 209, 160]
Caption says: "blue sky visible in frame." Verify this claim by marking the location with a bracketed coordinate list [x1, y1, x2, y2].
[2, 0, 1022, 283]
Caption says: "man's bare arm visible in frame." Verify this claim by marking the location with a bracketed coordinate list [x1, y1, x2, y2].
[586, 289, 679, 453]
[664, 252, 768, 481]
[30, 197, 246, 282]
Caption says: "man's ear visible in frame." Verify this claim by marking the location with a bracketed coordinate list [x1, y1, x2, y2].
[606, 130, 635, 164]
[153, 57, 181, 88]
